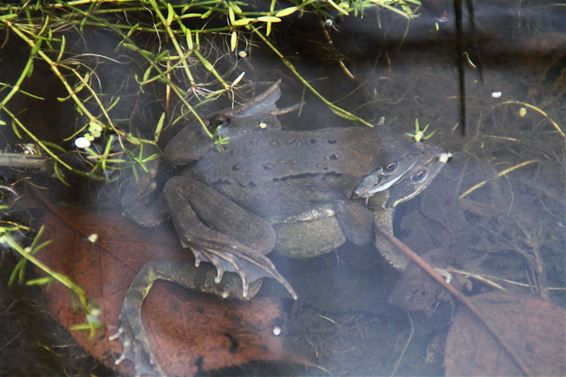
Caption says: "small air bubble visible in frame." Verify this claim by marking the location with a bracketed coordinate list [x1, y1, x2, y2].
[74, 137, 91, 149]
[438, 152, 452, 163]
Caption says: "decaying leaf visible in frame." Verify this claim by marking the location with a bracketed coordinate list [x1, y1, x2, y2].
[38, 207, 299, 376]
[445, 291, 566, 376]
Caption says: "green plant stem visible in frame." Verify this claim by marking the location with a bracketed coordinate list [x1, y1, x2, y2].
[250, 25, 373, 127]
[0, 41, 38, 109]
[122, 42, 213, 139]
[192, 48, 229, 90]
[495, 100, 565, 139]
[3, 20, 110, 137]
[149, 0, 196, 87]
[1, 233, 86, 299]
[68, 67, 126, 149]
[63, 3, 213, 139]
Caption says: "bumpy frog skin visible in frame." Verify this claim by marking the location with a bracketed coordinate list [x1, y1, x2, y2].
[113, 81, 448, 376]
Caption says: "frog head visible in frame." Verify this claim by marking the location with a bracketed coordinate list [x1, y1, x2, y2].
[385, 145, 450, 208]
[353, 143, 450, 208]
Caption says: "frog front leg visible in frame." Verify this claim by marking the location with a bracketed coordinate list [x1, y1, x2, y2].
[336, 200, 374, 246]
[111, 261, 262, 377]
[164, 175, 297, 300]
[336, 197, 409, 270]
[370, 191, 410, 270]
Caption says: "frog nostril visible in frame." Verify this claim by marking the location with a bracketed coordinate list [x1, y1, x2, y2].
[383, 162, 398, 173]
[412, 169, 428, 183]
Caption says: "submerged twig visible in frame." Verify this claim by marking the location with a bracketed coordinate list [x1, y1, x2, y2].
[377, 228, 533, 377]
[389, 311, 414, 377]
[0, 153, 50, 170]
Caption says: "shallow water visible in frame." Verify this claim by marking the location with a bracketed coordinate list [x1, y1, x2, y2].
[1, 1, 564, 376]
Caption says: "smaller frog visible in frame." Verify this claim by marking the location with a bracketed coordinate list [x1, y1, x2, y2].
[113, 81, 449, 376]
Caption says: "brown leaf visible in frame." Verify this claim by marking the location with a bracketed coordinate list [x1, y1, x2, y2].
[445, 291, 566, 376]
[38, 207, 296, 376]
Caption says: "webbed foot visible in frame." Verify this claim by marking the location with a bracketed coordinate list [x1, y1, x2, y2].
[109, 262, 172, 377]
[190, 241, 297, 300]
[110, 316, 163, 377]
[109, 261, 265, 376]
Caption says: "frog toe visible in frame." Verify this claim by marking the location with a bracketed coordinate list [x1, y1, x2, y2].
[109, 322, 163, 377]
[193, 245, 297, 300]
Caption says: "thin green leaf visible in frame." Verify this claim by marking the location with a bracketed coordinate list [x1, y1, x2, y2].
[154, 112, 166, 142]
[185, 27, 194, 50]
[275, 6, 298, 17]
[53, 161, 70, 186]
[257, 16, 282, 22]
[0, 14, 17, 21]
[26, 277, 52, 286]
[56, 35, 66, 62]
[166, 3, 175, 26]
[142, 66, 152, 82]
[231, 18, 251, 26]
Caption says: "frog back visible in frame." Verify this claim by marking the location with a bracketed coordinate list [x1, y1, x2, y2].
[192, 127, 415, 187]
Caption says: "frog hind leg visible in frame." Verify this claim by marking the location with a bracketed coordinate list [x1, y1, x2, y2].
[164, 175, 298, 300]
[111, 261, 261, 377]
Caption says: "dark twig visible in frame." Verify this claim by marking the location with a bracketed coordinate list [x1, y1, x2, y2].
[377, 228, 533, 377]
[453, 0, 466, 135]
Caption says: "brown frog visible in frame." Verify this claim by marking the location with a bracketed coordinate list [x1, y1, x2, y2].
[113, 81, 449, 376]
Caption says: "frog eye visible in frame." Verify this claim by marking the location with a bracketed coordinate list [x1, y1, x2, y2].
[412, 169, 428, 183]
[383, 161, 398, 173]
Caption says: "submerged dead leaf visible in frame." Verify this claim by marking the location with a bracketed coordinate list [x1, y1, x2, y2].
[445, 291, 566, 376]
[38, 207, 297, 376]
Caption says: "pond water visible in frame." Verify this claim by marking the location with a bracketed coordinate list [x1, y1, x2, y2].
[0, 1, 564, 376]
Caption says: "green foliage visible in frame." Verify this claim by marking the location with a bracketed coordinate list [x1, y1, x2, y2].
[0, 225, 102, 337]
[406, 118, 436, 143]
[0, 0, 420, 183]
